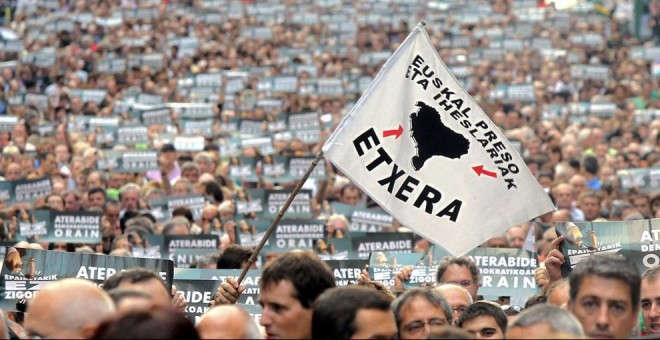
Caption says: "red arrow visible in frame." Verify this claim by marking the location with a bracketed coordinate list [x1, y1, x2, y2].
[472, 165, 497, 178]
[383, 125, 403, 139]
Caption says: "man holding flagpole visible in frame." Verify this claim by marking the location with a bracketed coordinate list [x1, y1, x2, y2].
[215, 22, 555, 314]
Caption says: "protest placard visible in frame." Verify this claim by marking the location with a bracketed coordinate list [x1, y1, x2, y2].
[1, 177, 53, 205]
[0, 248, 174, 310]
[165, 235, 219, 268]
[17, 210, 102, 244]
[247, 189, 313, 220]
[326, 259, 369, 286]
[351, 233, 415, 260]
[555, 220, 660, 277]
[331, 202, 394, 233]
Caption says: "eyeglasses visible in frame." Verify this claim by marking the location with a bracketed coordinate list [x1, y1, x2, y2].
[402, 318, 448, 333]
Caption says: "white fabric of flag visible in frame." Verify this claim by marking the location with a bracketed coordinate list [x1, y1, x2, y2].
[322, 24, 554, 256]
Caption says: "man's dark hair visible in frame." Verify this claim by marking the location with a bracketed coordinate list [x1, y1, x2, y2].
[436, 256, 481, 284]
[107, 288, 153, 306]
[339, 183, 359, 197]
[392, 288, 452, 330]
[103, 268, 167, 293]
[577, 190, 602, 206]
[261, 252, 335, 308]
[457, 302, 507, 334]
[312, 286, 392, 340]
[582, 155, 599, 175]
[217, 245, 252, 269]
[92, 306, 199, 340]
[203, 144, 219, 152]
[204, 181, 224, 204]
[38, 151, 54, 163]
[569, 253, 641, 311]
[88, 186, 107, 198]
[171, 206, 193, 224]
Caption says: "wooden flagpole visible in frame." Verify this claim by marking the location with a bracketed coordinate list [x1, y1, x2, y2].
[236, 150, 325, 285]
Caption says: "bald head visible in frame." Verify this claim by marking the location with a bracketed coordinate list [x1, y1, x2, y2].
[434, 284, 473, 325]
[197, 305, 262, 339]
[25, 278, 116, 339]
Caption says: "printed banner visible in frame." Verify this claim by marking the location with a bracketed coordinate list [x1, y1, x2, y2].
[148, 195, 207, 222]
[261, 219, 326, 252]
[351, 232, 415, 259]
[556, 219, 660, 277]
[0, 248, 174, 311]
[467, 247, 539, 298]
[18, 210, 102, 243]
[617, 168, 660, 193]
[0, 177, 52, 205]
[331, 202, 394, 233]
[165, 235, 219, 268]
[173, 268, 261, 306]
[118, 151, 159, 173]
[246, 189, 313, 219]
[326, 259, 369, 286]
[369, 251, 425, 288]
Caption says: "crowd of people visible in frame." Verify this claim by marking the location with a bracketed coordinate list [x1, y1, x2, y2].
[0, 0, 657, 338]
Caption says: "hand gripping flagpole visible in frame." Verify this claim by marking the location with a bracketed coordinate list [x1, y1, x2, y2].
[235, 150, 325, 285]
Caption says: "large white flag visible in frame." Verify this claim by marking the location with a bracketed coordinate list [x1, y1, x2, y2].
[322, 24, 554, 256]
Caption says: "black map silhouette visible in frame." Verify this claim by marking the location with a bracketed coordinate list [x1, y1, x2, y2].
[409, 101, 469, 171]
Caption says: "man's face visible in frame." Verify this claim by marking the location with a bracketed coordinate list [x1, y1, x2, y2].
[441, 264, 478, 301]
[339, 188, 360, 206]
[641, 278, 660, 334]
[351, 308, 398, 340]
[172, 183, 189, 196]
[161, 150, 177, 166]
[580, 197, 601, 221]
[195, 158, 213, 174]
[182, 169, 199, 184]
[89, 192, 106, 209]
[5, 163, 20, 181]
[41, 154, 57, 174]
[634, 197, 651, 217]
[105, 204, 120, 225]
[461, 315, 504, 339]
[87, 173, 102, 189]
[569, 275, 637, 339]
[108, 173, 123, 189]
[555, 187, 574, 209]
[435, 287, 471, 325]
[54, 145, 69, 164]
[506, 228, 525, 249]
[506, 323, 555, 339]
[201, 207, 217, 228]
[121, 190, 139, 211]
[64, 194, 79, 211]
[259, 280, 312, 339]
[47, 195, 64, 211]
[398, 296, 450, 339]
